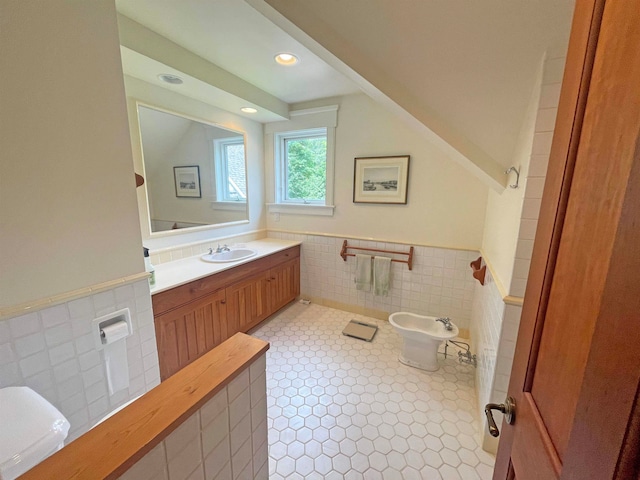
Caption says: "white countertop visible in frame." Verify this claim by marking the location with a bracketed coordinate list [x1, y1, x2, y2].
[150, 238, 302, 295]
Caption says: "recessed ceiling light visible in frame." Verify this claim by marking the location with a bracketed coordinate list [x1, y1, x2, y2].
[241, 107, 258, 114]
[158, 73, 183, 85]
[274, 53, 299, 66]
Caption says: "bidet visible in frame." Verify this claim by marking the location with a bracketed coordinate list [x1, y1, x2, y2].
[389, 312, 459, 371]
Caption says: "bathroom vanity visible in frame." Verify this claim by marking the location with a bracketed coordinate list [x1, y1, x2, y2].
[151, 240, 300, 380]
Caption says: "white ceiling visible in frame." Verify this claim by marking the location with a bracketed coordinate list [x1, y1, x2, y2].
[116, 0, 361, 105]
[258, 0, 575, 170]
[116, 0, 575, 185]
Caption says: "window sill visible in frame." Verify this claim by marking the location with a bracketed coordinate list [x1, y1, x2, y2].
[211, 201, 247, 211]
[267, 203, 335, 216]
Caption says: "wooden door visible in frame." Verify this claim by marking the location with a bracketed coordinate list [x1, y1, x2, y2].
[154, 289, 227, 380]
[494, 1, 640, 478]
[268, 257, 300, 312]
[226, 271, 270, 334]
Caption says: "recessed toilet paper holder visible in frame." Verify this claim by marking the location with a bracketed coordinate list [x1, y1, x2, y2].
[92, 308, 132, 350]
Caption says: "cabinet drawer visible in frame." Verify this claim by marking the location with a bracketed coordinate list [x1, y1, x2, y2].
[262, 245, 300, 268]
[153, 276, 225, 316]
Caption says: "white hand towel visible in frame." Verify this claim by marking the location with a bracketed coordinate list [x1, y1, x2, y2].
[355, 254, 372, 291]
[373, 256, 391, 296]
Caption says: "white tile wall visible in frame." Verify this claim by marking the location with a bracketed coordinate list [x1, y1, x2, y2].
[470, 268, 504, 453]
[268, 232, 479, 331]
[0, 279, 160, 441]
[118, 354, 268, 480]
[511, 54, 566, 298]
[471, 53, 564, 453]
[471, 267, 523, 454]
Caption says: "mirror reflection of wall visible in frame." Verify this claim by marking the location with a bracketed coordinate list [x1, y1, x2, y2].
[137, 105, 248, 233]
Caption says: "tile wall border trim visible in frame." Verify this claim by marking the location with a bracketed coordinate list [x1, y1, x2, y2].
[504, 295, 525, 306]
[479, 250, 525, 307]
[267, 228, 478, 252]
[0, 272, 150, 321]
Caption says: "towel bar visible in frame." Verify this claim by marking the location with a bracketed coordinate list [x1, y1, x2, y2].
[340, 240, 414, 270]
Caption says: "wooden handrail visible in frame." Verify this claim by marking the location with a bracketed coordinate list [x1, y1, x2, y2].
[339, 239, 414, 270]
[20, 333, 269, 480]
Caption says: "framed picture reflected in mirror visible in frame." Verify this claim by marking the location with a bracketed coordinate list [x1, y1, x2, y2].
[174, 166, 201, 198]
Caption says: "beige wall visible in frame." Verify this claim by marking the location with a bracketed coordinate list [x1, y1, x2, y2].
[0, 1, 143, 309]
[124, 76, 266, 250]
[266, 94, 489, 250]
[482, 191, 523, 295]
[481, 58, 544, 294]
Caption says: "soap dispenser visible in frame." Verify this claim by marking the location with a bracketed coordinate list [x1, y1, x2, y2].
[143, 247, 156, 286]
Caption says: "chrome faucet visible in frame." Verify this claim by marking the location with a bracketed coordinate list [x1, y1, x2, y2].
[436, 317, 453, 331]
[215, 244, 231, 253]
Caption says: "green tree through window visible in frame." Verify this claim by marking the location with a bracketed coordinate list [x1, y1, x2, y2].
[285, 136, 327, 201]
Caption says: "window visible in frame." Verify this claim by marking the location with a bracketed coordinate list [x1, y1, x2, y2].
[277, 128, 327, 204]
[266, 105, 337, 216]
[214, 137, 246, 202]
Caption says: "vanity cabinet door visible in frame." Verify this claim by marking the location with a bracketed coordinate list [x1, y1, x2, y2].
[226, 271, 270, 335]
[268, 257, 300, 312]
[154, 288, 227, 381]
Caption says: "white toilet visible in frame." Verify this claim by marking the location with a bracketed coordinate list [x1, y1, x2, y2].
[0, 387, 70, 480]
[389, 312, 459, 371]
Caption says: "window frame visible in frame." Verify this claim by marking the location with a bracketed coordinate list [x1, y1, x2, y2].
[266, 105, 337, 217]
[274, 127, 329, 205]
[213, 136, 247, 203]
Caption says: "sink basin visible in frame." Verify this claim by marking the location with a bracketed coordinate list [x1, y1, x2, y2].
[201, 248, 256, 263]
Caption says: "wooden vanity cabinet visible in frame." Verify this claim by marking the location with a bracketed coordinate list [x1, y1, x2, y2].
[153, 289, 228, 381]
[226, 270, 271, 335]
[269, 257, 301, 312]
[153, 246, 300, 380]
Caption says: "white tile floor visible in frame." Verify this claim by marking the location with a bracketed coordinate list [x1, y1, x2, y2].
[252, 303, 495, 480]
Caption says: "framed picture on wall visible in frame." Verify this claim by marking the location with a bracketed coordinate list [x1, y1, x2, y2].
[353, 155, 410, 204]
[174, 166, 201, 198]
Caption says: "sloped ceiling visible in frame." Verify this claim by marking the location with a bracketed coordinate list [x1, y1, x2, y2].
[116, 0, 360, 114]
[116, 0, 574, 190]
[250, 0, 574, 187]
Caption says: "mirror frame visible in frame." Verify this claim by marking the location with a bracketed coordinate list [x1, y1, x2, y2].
[132, 100, 250, 239]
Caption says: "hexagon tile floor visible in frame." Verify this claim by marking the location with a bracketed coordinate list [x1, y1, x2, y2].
[251, 303, 495, 480]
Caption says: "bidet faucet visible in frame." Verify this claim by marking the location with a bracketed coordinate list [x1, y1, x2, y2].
[436, 317, 453, 331]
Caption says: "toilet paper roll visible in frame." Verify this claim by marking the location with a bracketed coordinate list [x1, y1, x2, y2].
[101, 321, 130, 396]
[101, 321, 129, 345]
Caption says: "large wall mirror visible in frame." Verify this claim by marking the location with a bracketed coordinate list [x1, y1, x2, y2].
[137, 104, 248, 234]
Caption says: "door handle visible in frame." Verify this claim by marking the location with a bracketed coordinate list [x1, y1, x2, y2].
[484, 396, 516, 437]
